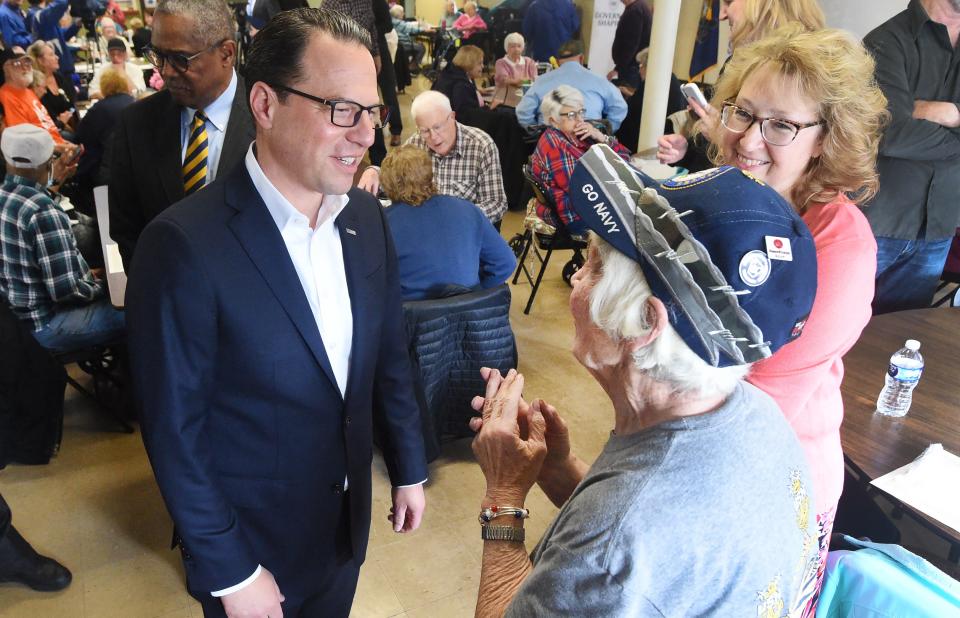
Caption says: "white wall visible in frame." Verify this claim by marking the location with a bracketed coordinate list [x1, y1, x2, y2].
[820, 0, 907, 39]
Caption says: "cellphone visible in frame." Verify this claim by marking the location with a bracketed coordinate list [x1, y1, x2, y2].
[680, 82, 709, 108]
[64, 144, 84, 166]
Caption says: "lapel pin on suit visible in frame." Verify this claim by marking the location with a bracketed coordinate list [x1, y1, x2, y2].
[345, 228, 358, 236]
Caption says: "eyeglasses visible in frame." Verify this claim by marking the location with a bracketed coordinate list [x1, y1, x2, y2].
[144, 39, 227, 73]
[270, 84, 389, 129]
[7, 57, 33, 70]
[720, 102, 823, 146]
[417, 113, 454, 138]
[558, 109, 586, 121]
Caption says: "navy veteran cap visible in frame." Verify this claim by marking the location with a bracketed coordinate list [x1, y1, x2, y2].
[570, 144, 817, 367]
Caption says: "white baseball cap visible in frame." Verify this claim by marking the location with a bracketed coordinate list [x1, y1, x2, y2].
[1, 124, 56, 169]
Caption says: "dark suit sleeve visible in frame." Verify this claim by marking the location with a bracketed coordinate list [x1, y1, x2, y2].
[107, 112, 144, 267]
[126, 217, 259, 592]
[371, 204, 429, 487]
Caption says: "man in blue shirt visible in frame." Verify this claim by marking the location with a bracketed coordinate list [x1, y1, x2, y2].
[516, 40, 628, 131]
[26, 0, 80, 77]
[0, 0, 32, 49]
[522, 0, 579, 62]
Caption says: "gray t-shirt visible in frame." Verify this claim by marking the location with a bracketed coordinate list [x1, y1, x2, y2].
[506, 382, 819, 617]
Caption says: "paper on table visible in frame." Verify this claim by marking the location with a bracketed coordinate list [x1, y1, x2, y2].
[105, 243, 125, 274]
[871, 444, 960, 534]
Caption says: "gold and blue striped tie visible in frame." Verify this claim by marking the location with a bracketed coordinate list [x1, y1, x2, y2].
[182, 110, 208, 196]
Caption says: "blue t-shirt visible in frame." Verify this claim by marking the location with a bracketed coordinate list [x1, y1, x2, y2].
[515, 61, 628, 130]
[384, 194, 516, 301]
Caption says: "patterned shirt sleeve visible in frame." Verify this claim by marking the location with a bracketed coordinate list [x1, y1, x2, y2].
[474, 138, 508, 222]
[31, 208, 101, 304]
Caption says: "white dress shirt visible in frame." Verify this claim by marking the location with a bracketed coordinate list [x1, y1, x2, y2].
[180, 70, 239, 186]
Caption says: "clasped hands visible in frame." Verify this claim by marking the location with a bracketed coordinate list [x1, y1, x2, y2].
[469, 368, 571, 505]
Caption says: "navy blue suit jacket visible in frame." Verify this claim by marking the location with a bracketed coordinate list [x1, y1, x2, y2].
[125, 160, 428, 601]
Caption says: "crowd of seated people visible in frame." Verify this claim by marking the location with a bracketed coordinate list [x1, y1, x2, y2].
[530, 84, 630, 236]
[2, 0, 959, 613]
[390, 4, 433, 74]
[379, 145, 515, 301]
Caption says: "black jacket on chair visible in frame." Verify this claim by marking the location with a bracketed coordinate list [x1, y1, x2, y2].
[401, 285, 517, 461]
[0, 303, 66, 468]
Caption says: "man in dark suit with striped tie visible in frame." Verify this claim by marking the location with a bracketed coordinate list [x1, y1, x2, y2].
[108, 0, 256, 266]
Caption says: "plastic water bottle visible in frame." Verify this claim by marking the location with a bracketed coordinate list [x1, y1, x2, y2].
[875, 339, 924, 417]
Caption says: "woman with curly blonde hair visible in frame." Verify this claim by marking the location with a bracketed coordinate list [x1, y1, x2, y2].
[657, 0, 825, 168]
[706, 26, 888, 613]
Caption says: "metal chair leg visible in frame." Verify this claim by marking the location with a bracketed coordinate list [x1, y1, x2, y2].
[524, 246, 554, 314]
[512, 230, 533, 285]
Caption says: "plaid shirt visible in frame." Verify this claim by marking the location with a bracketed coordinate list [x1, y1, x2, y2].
[407, 123, 508, 223]
[323, 0, 379, 54]
[530, 127, 630, 227]
[0, 174, 101, 331]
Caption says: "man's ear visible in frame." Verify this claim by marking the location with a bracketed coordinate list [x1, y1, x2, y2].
[248, 81, 277, 130]
[624, 296, 669, 356]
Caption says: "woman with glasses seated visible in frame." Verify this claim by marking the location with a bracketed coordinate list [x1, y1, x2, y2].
[706, 27, 889, 610]
[530, 85, 630, 236]
[379, 145, 515, 301]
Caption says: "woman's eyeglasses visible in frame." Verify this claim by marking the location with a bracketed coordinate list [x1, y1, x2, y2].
[720, 101, 823, 146]
[558, 109, 586, 121]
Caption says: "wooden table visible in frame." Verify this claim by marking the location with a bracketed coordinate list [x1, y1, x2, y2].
[840, 307, 960, 557]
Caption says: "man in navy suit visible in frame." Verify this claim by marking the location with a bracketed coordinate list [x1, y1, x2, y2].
[125, 8, 428, 618]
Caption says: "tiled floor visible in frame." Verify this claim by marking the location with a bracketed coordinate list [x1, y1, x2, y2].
[2, 74, 956, 617]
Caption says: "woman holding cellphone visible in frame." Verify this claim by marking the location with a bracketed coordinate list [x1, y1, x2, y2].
[706, 27, 888, 612]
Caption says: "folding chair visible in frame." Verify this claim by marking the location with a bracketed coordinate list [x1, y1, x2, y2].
[511, 164, 586, 314]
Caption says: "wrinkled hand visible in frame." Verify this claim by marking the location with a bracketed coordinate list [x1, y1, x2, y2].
[913, 100, 960, 128]
[389, 484, 426, 533]
[471, 369, 547, 503]
[357, 167, 381, 194]
[57, 110, 74, 125]
[574, 121, 605, 145]
[221, 567, 284, 618]
[657, 133, 689, 164]
[532, 399, 570, 473]
[51, 144, 79, 184]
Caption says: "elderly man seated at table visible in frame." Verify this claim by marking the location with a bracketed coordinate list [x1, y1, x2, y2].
[468, 148, 823, 616]
[390, 4, 433, 72]
[531, 85, 630, 236]
[380, 146, 515, 301]
[358, 91, 508, 229]
[516, 40, 627, 131]
[89, 38, 145, 99]
[0, 125, 124, 353]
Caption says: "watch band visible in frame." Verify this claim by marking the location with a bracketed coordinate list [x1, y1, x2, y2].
[480, 525, 525, 542]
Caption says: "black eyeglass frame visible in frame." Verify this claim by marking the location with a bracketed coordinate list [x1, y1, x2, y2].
[144, 38, 229, 73]
[720, 101, 824, 146]
[268, 83, 390, 129]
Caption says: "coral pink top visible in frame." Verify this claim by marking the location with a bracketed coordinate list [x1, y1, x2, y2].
[748, 195, 876, 516]
[453, 13, 487, 38]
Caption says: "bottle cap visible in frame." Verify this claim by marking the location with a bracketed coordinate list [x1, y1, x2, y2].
[905, 339, 921, 351]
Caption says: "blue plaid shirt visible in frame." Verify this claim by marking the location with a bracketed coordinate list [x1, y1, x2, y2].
[0, 174, 102, 331]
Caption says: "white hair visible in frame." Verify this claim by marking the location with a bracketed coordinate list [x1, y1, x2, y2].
[504, 32, 524, 52]
[411, 90, 452, 120]
[463, 1, 477, 11]
[390, 4, 404, 19]
[539, 85, 585, 126]
[589, 238, 750, 398]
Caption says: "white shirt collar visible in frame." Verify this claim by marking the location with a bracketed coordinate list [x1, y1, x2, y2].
[185, 69, 238, 132]
[243, 143, 350, 232]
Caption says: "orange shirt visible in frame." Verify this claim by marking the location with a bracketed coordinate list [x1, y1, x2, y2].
[0, 83, 65, 144]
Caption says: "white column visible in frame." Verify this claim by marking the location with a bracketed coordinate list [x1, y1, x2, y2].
[636, 0, 682, 152]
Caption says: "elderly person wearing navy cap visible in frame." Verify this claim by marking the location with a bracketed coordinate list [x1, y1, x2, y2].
[468, 147, 822, 616]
